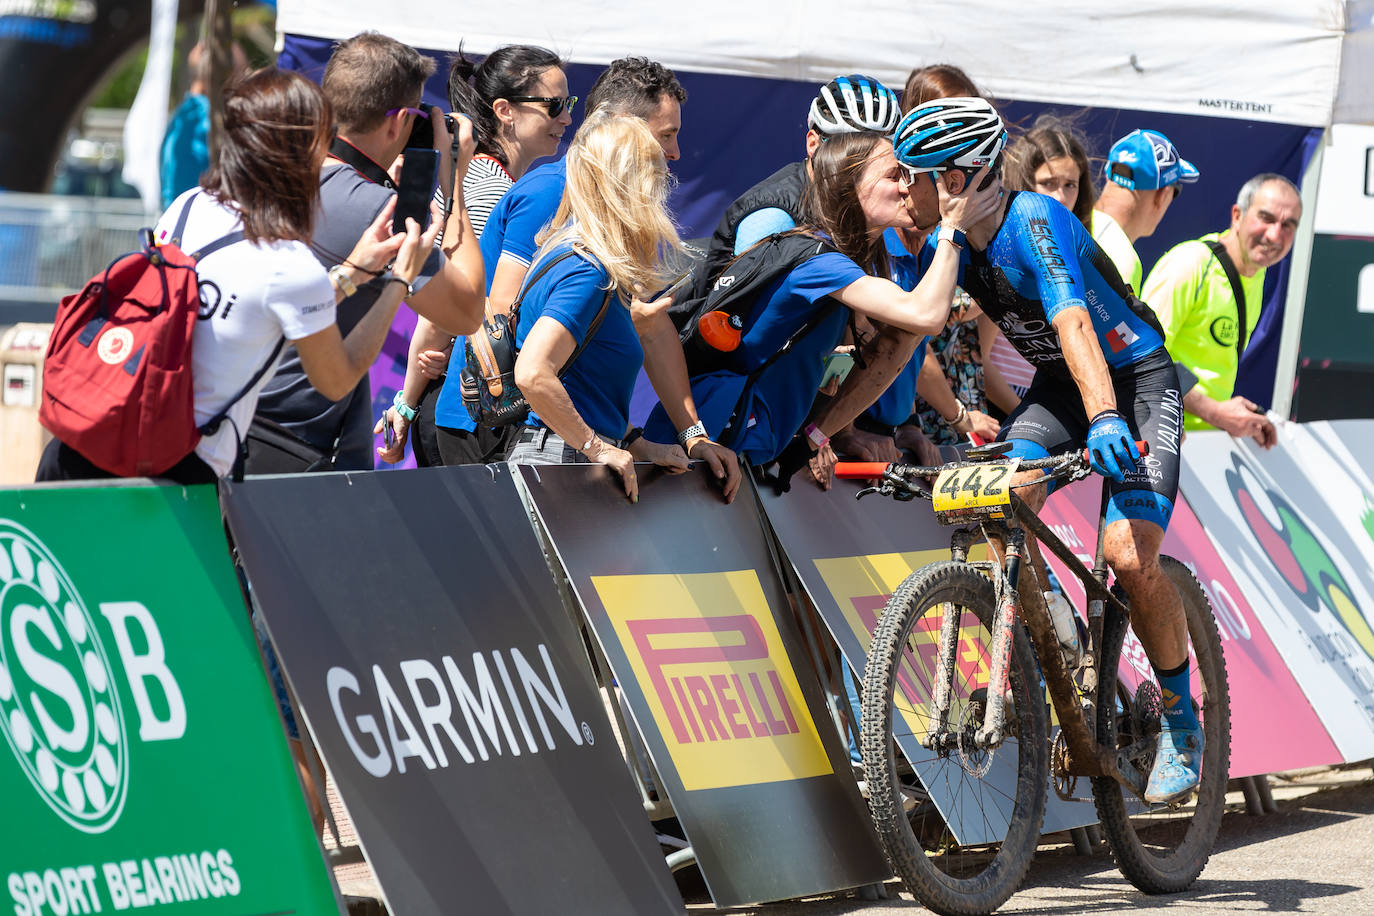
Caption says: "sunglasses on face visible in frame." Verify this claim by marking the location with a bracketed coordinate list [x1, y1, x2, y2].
[1171, 184, 1182, 201]
[386, 105, 430, 120]
[899, 163, 944, 185]
[508, 95, 579, 118]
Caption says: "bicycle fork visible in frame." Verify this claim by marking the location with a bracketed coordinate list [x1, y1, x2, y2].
[923, 527, 1021, 753]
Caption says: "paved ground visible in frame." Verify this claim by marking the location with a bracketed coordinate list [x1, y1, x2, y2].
[326, 765, 1374, 914]
[678, 767, 1374, 915]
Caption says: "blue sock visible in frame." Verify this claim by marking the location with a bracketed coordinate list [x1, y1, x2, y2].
[1153, 661, 1199, 731]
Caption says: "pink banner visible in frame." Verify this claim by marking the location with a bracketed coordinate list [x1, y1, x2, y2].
[1039, 484, 1339, 778]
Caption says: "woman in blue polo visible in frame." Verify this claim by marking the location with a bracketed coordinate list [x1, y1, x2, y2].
[645, 129, 1000, 467]
[507, 111, 740, 503]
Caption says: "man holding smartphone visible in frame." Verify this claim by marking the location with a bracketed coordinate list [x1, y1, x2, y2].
[249, 31, 486, 472]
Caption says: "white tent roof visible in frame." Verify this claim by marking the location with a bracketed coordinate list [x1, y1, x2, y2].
[278, 0, 1372, 128]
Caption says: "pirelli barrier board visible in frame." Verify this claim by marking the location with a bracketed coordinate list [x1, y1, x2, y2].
[758, 477, 1098, 842]
[519, 464, 889, 908]
[0, 483, 339, 916]
[221, 465, 681, 916]
[1037, 473, 1342, 777]
[1179, 424, 1374, 762]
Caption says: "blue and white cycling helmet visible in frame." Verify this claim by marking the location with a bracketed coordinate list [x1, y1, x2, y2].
[893, 96, 1007, 178]
[808, 74, 901, 136]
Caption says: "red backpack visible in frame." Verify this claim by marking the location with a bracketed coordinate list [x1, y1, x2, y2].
[39, 193, 281, 477]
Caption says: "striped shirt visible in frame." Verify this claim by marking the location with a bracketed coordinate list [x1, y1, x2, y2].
[463, 155, 514, 239]
[432, 154, 515, 243]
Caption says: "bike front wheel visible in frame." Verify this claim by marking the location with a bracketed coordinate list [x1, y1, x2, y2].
[1092, 554, 1232, 893]
[860, 561, 1047, 916]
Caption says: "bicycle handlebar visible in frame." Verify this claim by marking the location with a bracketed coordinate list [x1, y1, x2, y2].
[834, 462, 893, 479]
[833, 440, 1149, 482]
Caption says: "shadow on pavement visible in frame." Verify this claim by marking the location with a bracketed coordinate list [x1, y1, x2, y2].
[691, 776, 1374, 914]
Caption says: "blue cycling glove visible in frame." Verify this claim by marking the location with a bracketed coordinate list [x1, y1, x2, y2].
[1086, 409, 1139, 482]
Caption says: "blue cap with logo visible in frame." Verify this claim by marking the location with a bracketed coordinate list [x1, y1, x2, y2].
[1104, 129, 1199, 190]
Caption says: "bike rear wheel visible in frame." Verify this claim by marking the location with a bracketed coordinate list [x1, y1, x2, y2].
[1092, 555, 1232, 893]
[860, 561, 1047, 916]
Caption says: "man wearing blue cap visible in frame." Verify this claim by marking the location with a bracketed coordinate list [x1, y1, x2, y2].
[1091, 129, 1200, 293]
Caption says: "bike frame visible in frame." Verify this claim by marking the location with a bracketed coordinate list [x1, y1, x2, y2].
[925, 478, 1152, 801]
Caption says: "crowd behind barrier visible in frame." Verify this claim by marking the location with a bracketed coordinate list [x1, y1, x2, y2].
[35, 34, 1305, 497]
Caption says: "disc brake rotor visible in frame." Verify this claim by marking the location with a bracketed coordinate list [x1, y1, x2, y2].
[957, 689, 995, 778]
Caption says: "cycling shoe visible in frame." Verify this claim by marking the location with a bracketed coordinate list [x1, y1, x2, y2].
[1144, 722, 1204, 804]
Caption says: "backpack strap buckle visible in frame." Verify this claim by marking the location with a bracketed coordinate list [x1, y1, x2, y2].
[139, 229, 164, 267]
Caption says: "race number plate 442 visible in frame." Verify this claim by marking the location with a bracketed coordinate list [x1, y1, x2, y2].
[931, 459, 1020, 524]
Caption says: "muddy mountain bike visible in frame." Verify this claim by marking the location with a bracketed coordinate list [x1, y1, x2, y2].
[834, 441, 1231, 916]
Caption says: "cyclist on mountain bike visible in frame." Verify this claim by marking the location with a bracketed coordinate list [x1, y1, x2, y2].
[890, 97, 1197, 804]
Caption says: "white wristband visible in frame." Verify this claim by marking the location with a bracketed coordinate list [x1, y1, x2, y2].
[937, 225, 967, 250]
[677, 422, 707, 447]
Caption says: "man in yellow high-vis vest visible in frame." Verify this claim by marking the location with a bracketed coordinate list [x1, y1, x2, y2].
[1141, 173, 1301, 448]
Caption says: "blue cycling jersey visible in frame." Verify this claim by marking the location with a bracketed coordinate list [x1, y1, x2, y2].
[941, 191, 1166, 376]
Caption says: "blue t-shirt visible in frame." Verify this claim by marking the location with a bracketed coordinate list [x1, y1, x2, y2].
[515, 244, 641, 440]
[436, 159, 568, 430]
[947, 191, 1165, 377]
[647, 251, 866, 463]
[479, 159, 567, 290]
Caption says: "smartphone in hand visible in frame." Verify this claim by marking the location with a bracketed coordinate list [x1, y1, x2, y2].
[393, 148, 439, 235]
[648, 271, 693, 303]
[820, 351, 855, 387]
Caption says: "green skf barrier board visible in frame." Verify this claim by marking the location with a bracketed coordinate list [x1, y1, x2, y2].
[0, 482, 338, 916]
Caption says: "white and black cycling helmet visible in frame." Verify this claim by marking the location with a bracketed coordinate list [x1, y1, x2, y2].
[893, 96, 1007, 177]
[808, 74, 901, 136]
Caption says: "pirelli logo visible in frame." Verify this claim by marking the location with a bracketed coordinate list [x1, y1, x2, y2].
[813, 551, 992, 736]
[591, 571, 832, 791]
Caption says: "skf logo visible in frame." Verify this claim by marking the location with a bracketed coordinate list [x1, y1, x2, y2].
[0, 520, 185, 834]
[592, 571, 831, 791]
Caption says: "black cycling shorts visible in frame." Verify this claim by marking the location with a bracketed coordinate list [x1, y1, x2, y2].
[995, 349, 1183, 531]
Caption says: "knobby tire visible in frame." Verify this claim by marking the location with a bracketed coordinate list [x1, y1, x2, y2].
[860, 561, 1047, 916]
[1092, 555, 1232, 893]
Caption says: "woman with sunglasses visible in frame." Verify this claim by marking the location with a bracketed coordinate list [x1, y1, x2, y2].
[37, 68, 441, 483]
[505, 111, 741, 503]
[447, 43, 574, 237]
[385, 43, 576, 466]
[643, 129, 1000, 480]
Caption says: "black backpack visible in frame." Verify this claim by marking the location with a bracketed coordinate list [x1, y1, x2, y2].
[669, 231, 851, 449]
[670, 230, 841, 377]
[459, 249, 612, 427]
